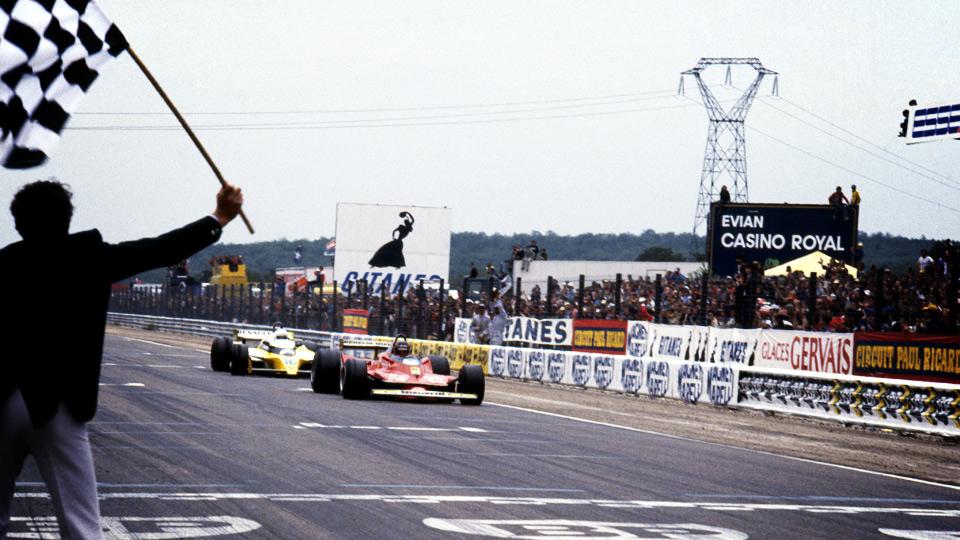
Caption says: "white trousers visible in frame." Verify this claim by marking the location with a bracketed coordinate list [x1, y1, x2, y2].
[0, 390, 102, 539]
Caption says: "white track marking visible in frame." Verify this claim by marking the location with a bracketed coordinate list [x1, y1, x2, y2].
[880, 530, 960, 539]
[423, 519, 747, 540]
[99, 383, 145, 387]
[295, 422, 487, 432]
[124, 337, 178, 349]
[6, 515, 260, 539]
[12, 492, 959, 516]
[487, 402, 960, 493]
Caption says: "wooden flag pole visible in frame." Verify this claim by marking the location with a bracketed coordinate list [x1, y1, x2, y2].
[125, 46, 255, 234]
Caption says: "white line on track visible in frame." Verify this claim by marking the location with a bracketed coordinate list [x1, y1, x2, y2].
[487, 402, 960, 493]
[98, 383, 145, 387]
[11, 492, 959, 516]
[295, 422, 488, 432]
[124, 337, 178, 348]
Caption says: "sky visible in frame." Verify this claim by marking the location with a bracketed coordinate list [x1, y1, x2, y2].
[2, 0, 960, 247]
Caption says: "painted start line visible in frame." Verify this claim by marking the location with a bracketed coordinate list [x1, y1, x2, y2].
[4, 516, 959, 539]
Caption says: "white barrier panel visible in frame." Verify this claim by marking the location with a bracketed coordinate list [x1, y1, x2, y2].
[705, 328, 762, 364]
[455, 317, 572, 346]
[754, 330, 854, 375]
[489, 346, 739, 406]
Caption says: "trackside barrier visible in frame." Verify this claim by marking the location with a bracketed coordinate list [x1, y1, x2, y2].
[106, 313, 334, 349]
[737, 367, 960, 437]
[487, 346, 738, 406]
[107, 313, 958, 435]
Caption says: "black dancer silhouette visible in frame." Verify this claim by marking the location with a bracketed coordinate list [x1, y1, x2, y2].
[369, 212, 414, 268]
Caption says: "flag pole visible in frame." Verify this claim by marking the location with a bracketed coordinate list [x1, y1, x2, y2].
[125, 46, 255, 234]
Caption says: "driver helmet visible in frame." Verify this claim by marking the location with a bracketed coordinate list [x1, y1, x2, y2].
[273, 328, 290, 340]
[394, 341, 411, 357]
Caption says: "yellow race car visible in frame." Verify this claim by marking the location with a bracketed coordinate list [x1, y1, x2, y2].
[210, 323, 320, 377]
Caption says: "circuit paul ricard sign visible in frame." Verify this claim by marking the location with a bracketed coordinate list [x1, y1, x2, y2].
[334, 203, 451, 295]
[707, 202, 858, 276]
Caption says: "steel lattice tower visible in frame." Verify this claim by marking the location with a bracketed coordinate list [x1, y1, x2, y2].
[680, 58, 777, 240]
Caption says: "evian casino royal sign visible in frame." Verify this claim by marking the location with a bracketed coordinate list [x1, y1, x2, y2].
[333, 203, 451, 296]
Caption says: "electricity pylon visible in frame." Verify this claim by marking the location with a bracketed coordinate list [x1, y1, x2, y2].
[679, 58, 778, 241]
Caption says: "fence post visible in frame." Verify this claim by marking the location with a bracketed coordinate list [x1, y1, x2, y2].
[361, 278, 369, 311]
[514, 277, 522, 315]
[380, 285, 387, 335]
[397, 290, 405, 336]
[417, 279, 425, 339]
[332, 280, 339, 332]
[578, 274, 585, 318]
[614, 273, 622, 317]
[460, 277, 468, 317]
[545, 276, 554, 317]
[654, 274, 663, 324]
[700, 272, 709, 325]
[438, 278, 445, 339]
[807, 272, 818, 330]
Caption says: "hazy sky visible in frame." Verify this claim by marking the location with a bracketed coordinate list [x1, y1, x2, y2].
[3, 1, 959, 247]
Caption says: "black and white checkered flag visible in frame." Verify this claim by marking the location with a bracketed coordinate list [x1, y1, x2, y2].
[1, 0, 127, 169]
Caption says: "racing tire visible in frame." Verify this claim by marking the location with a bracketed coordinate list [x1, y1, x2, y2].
[340, 358, 369, 400]
[304, 340, 319, 353]
[311, 350, 341, 394]
[230, 343, 250, 376]
[210, 337, 232, 372]
[427, 355, 450, 376]
[456, 365, 485, 406]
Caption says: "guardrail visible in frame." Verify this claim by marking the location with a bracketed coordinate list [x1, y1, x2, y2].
[106, 313, 335, 349]
[106, 313, 959, 436]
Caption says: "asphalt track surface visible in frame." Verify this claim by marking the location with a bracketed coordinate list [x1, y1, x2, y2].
[8, 331, 960, 539]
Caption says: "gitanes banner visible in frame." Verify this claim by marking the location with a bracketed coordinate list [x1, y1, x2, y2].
[754, 329, 854, 375]
[708, 202, 858, 276]
[334, 203, 451, 295]
[454, 317, 572, 347]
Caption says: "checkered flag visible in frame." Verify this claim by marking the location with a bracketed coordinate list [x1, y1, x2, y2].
[1, 0, 127, 169]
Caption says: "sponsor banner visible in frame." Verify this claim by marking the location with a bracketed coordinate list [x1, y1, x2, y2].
[854, 332, 960, 383]
[488, 345, 739, 405]
[755, 329, 854, 375]
[708, 202, 857, 277]
[625, 321, 654, 358]
[572, 319, 627, 355]
[705, 328, 762, 364]
[651, 325, 692, 361]
[334, 203, 450, 295]
[342, 308, 370, 335]
[688, 326, 712, 362]
[503, 317, 572, 346]
[455, 317, 572, 347]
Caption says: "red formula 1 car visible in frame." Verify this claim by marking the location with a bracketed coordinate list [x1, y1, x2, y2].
[310, 336, 484, 405]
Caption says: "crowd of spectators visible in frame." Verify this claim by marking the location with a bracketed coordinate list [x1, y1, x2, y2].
[112, 242, 958, 337]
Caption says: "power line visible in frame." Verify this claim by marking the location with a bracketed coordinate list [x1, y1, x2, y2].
[66, 99, 702, 131]
[74, 88, 678, 116]
[747, 125, 960, 215]
[755, 96, 960, 193]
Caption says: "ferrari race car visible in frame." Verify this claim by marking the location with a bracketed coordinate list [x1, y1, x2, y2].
[210, 323, 319, 377]
[310, 336, 484, 405]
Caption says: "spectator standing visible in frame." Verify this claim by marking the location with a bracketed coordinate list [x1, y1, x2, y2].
[0, 180, 243, 539]
[828, 186, 849, 221]
[470, 304, 491, 344]
[850, 185, 861, 208]
[522, 240, 539, 271]
[719, 185, 731, 204]
[489, 291, 508, 346]
[918, 249, 934, 274]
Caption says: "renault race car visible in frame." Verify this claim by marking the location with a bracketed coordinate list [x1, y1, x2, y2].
[310, 336, 484, 405]
[210, 323, 319, 377]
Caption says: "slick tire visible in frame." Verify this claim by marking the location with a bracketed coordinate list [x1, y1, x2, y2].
[340, 358, 369, 400]
[427, 355, 450, 376]
[456, 365, 485, 406]
[210, 337, 232, 372]
[230, 343, 250, 376]
[311, 350, 341, 394]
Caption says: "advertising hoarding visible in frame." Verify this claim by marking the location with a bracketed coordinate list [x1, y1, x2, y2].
[333, 203, 451, 295]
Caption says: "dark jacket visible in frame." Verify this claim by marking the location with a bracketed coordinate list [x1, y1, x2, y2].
[0, 216, 222, 427]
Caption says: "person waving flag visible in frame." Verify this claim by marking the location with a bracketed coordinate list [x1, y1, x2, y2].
[1, 0, 127, 168]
